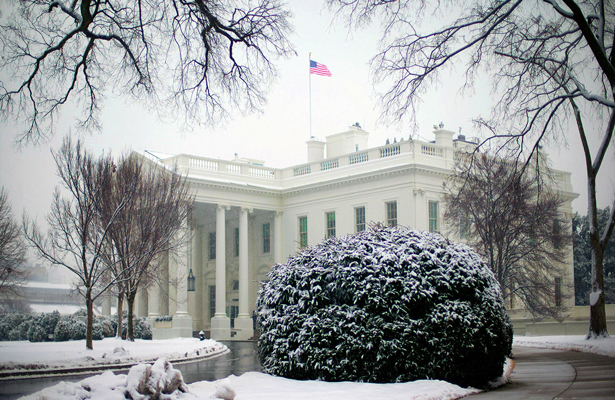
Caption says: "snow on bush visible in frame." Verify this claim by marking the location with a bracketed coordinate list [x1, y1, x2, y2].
[27, 323, 47, 342]
[69, 319, 87, 340]
[257, 226, 513, 388]
[54, 319, 71, 341]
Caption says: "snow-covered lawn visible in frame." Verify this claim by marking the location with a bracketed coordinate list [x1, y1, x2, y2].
[514, 334, 615, 358]
[0, 337, 227, 372]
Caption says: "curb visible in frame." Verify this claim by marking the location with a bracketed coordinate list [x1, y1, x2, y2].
[0, 345, 229, 381]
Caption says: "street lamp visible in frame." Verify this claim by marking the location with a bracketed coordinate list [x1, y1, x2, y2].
[187, 268, 195, 292]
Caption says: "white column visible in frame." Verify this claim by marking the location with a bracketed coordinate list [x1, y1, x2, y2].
[239, 207, 250, 318]
[171, 215, 192, 338]
[147, 284, 160, 317]
[274, 211, 283, 264]
[235, 207, 254, 340]
[138, 289, 148, 317]
[211, 204, 231, 340]
[192, 225, 203, 330]
[102, 296, 111, 316]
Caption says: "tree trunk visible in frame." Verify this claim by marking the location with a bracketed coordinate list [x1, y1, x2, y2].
[127, 292, 136, 342]
[116, 293, 124, 339]
[587, 176, 609, 338]
[86, 291, 94, 350]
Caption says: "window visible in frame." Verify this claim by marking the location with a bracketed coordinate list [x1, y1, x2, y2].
[209, 232, 216, 260]
[555, 277, 562, 307]
[386, 201, 397, 227]
[263, 223, 271, 253]
[299, 216, 308, 248]
[232, 280, 239, 291]
[326, 211, 336, 238]
[209, 285, 216, 318]
[553, 219, 561, 249]
[429, 201, 439, 232]
[355, 206, 366, 232]
[234, 227, 239, 257]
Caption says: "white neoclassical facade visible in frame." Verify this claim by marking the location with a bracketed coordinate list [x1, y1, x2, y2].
[121, 125, 580, 340]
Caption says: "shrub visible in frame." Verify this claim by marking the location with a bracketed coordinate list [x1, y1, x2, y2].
[92, 323, 104, 340]
[257, 226, 513, 388]
[27, 324, 47, 342]
[8, 328, 21, 341]
[41, 311, 61, 336]
[140, 319, 152, 340]
[68, 319, 86, 340]
[0, 322, 11, 341]
[54, 320, 70, 342]
[17, 320, 32, 340]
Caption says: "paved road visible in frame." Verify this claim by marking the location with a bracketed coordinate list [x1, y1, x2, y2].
[470, 346, 615, 399]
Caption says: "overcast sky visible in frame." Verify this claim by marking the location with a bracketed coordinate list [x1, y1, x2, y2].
[1, 0, 613, 247]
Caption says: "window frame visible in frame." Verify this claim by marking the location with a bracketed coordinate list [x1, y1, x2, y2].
[263, 222, 271, 253]
[355, 206, 366, 232]
[326, 211, 336, 238]
[428, 201, 439, 233]
[209, 232, 216, 260]
[386, 201, 397, 227]
[298, 216, 308, 248]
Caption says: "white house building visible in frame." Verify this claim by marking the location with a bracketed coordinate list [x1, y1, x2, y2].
[118, 125, 585, 340]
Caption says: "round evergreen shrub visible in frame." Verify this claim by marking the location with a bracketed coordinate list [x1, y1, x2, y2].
[54, 320, 70, 342]
[140, 319, 152, 340]
[17, 320, 32, 340]
[8, 328, 21, 341]
[0, 322, 11, 341]
[68, 319, 86, 340]
[41, 311, 61, 337]
[92, 323, 104, 340]
[27, 324, 47, 342]
[257, 226, 513, 388]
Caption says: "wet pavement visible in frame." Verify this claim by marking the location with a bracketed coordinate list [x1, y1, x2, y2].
[469, 346, 615, 399]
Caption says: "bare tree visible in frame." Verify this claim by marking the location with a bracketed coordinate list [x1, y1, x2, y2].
[327, 0, 615, 338]
[0, 188, 28, 298]
[0, 0, 295, 144]
[444, 152, 572, 319]
[100, 153, 193, 341]
[23, 136, 135, 349]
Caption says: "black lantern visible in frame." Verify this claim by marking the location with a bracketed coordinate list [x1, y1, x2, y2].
[187, 268, 195, 292]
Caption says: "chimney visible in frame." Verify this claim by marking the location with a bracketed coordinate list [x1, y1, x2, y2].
[306, 137, 325, 162]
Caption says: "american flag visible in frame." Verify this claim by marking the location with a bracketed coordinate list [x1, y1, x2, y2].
[310, 60, 332, 77]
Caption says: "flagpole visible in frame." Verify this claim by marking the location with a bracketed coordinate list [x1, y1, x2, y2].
[309, 52, 312, 139]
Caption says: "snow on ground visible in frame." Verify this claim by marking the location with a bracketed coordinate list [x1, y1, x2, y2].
[514, 335, 615, 358]
[0, 337, 227, 372]
[19, 370, 483, 400]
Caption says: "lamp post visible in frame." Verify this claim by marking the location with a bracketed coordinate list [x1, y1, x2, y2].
[187, 268, 195, 292]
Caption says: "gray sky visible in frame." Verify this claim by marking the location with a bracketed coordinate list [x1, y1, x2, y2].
[1, 0, 613, 240]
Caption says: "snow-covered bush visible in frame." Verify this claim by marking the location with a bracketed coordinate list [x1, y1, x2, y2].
[140, 321, 153, 340]
[41, 311, 60, 336]
[16, 320, 31, 340]
[257, 226, 513, 388]
[92, 322, 105, 340]
[54, 320, 70, 342]
[0, 322, 11, 341]
[68, 319, 86, 340]
[109, 312, 152, 339]
[27, 323, 47, 342]
[8, 328, 21, 341]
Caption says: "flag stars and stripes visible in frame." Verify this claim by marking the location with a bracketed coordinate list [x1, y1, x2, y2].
[310, 60, 332, 77]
